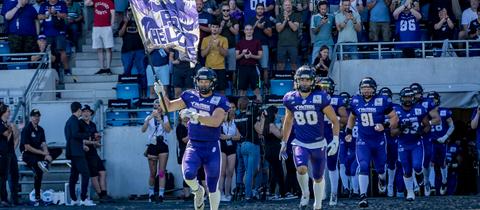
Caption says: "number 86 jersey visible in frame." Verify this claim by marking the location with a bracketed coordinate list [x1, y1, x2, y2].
[283, 90, 331, 144]
[350, 94, 394, 140]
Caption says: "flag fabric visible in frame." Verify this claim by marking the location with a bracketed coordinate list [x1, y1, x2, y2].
[129, 0, 199, 63]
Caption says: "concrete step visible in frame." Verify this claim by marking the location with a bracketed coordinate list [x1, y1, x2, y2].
[85, 37, 123, 45]
[60, 89, 117, 100]
[75, 52, 122, 60]
[72, 66, 124, 75]
[82, 45, 122, 53]
[64, 75, 119, 83]
[75, 58, 123, 68]
[65, 82, 117, 90]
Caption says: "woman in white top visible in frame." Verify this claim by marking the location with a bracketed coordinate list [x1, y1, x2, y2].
[219, 102, 241, 202]
[141, 99, 172, 203]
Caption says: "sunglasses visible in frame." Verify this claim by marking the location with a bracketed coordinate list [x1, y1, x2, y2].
[222, 9, 230, 12]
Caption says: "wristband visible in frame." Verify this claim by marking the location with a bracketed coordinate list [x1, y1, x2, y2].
[333, 136, 339, 142]
[346, 128, 353, 135]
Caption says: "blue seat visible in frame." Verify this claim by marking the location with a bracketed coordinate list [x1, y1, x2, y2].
[106, 111, 130, 126]
[274, 106, 286, 125]
[0, 42, 10, 63]
[136, 110, 151, 125]
[116, 83, 140, 100]
[270, 80, 293, 96]
[7, 63, 29, 70]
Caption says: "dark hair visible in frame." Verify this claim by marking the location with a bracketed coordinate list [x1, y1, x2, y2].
[318, 1, 328, 7]
[0, 103, 8, 117]
[255, 2, 265, 8]
[237, 97, 249, 111]
[320, 45, 329, 52]
[262, 106, 278, 137]
[211, 19, 220, 26]
[71, 102, 82, 113]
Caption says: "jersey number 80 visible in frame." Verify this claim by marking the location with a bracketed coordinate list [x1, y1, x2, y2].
[294, 111, 318, 125]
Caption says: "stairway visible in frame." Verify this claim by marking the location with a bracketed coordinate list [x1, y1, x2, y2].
[61, 35, 124, 103]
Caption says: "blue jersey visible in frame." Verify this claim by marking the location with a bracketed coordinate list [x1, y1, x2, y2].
[418, 97, 436, 113]
[395, 106, 428, 145]
[350, 95, 393, 140]
[324, 94, 346, 140]
[430, 107, 452, 140]
[244, 0, 275, 21]
[180, 90, 230, 142]
[283, 90, 330, 144]
[396, 12, 420, 48]
[385, 103, 400, 141]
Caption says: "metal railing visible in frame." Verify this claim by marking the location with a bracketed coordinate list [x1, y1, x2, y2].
[1, 49, 52, 124]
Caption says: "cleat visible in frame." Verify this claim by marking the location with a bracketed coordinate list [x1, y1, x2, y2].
[424, 183, 431, 197]
[378, 178, 387, 194]
[80, 199, 96, 206]
[299, 193, 310, 209]
[406, 190, 415, 201]
[329, 193, 337, 206]
[193, 186, 205, 210]
[358, 194, 368, 208]
[440, 183, 447, 195]
[387, 184, 394, 197]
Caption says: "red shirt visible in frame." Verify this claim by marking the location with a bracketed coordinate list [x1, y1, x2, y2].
[236, 39, 261, 66]
[93, 0, 114, 27]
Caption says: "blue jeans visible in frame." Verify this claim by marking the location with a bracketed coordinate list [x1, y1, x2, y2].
[240, 141, 260, 198]
[236, 143, 245, 185]
[121, 50, 145, 75]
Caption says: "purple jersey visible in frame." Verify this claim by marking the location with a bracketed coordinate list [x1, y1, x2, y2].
[395, 105, 428, 145]
[418, 97, 437, 113]
[350, 94, 394, 140]
[283, 89, 330, 144]
[430, 107, 452, 140]
[324, 94, 346, 140]
[180, 90, 230, 142]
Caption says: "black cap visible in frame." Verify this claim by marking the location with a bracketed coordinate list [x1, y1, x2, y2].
[30, 109, 41, 117]
[81, 105, 95, 115]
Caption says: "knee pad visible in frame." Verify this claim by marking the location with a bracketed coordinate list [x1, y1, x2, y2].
[158, 170, 165, 178]
[183, 170, 197, 180]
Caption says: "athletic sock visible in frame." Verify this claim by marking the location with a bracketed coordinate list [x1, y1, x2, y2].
[313, 180, 325, 209]
[329, 169, 339, 194]
[359, 175, 369, 195]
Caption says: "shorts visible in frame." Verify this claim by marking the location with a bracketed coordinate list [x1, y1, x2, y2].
[172, 63, 195, 88]
[146, 64, 170, 86]
[114, 0, 129, 12]
[237, 65, 259, 91]
[213, 69, 227, 91]
[220, 140, 237, 156]
[146, 141, 169, 156]
[46, 35, 67, 51]
[86, 155, 105, 177]
[226, 48, 236, 71]
[277, 46, 298, 65]
[92, 26, 114, 49]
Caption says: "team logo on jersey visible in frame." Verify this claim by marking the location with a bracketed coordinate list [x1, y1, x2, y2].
[302, 100, 306, 105]
[414, 108, 422, 116]
[210, 96, 221, 105]
[331, 97, 338, 105]
[422, 102, 429, 109]
[440, 110, 447, 116]
[374, 98, 383, 106]
[313, 95, 322, 104]
[212, 146, 217, 153]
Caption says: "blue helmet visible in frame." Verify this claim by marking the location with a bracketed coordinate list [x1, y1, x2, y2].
[359, 77, 377, 99]
[427, 91, 441, 106]
[294, 65, 316, 93]
[339, 92, 351, 106]
[318, 77, 335, 95]
[194, 67, 217, 95]
[400, 87, 414, 107]
[378, 87, 393, 99]
[410, 82, 423, 102]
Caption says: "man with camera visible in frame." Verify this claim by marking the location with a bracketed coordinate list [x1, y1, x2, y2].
[310, 1, 334, 63]
[335, 0, 362, 60]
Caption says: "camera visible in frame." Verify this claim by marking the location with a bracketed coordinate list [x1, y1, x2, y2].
[347, 10, 353, 13]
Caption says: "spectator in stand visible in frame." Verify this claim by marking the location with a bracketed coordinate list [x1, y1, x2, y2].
[471, 105, 480, 161]
[176, 114, 191, 200]
[201, 19, 228, 94]
[367, 0, 392, 42]
[196, 0, 213, 65]
[31, 34, 57, 64]
[65, 0, 83, 52]
[119, 7, 145, 77]
[21, 109, 63, 206]
[312, 45, 331, 77]
[219, 102, 241, 202]
[335, 0, 362, 59]
[275, 0, 308, 18]
[276, 0, 300, 71]
[234, 97, 252, 197]
[81, 105, 113, 203]
[247, 3, 273, 89]
[170, 49, 196, 99]
[393, 0, 422, 58]
[244, 0, 275, 23]
[432, 7, 455, 56]
[459, 0, 478, 39]
[1, 0, 38, 54]
[310, 1, 334, 63]
[33, 0, 44, 12]
[113, 0, 128, 35]
[0, 104, 19, 207]
[85, 0, 115, 75]
[229, 0, 244, 23]
[204, 0, 220, 16]
[146, 49, 169, 99]
[467, 8, 480, 56]
[219, 3, 240, 74]
[38, 0, 70, 74]
[236, 24, 263, 102]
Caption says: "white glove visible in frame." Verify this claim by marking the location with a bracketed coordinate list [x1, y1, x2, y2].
[180, 108, 199, 121]
[437, 135, 448, 144]
[327, 136, 339, 156]
[154, 82, 165, 97]
[279, 141, 288, 160]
